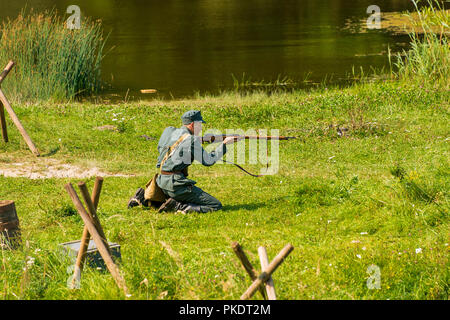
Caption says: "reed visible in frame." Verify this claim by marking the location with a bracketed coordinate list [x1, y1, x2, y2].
[390, 0, 449, 84]
[232, 73, 295, 90]
[0, 9, 107, 102]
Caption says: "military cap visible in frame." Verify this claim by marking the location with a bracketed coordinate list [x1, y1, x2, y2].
[181, 110, 206, 125]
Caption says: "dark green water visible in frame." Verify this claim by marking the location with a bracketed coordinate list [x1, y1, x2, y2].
[0, 0, 422, 100]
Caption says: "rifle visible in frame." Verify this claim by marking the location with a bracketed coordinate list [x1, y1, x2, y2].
[201, 133, 296, 144]
[200, 133, 296, 177]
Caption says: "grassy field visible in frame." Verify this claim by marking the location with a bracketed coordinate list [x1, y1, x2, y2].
[0, 78, 448, 300]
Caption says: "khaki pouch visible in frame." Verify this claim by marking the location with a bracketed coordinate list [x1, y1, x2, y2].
[144, 173, 167, 203]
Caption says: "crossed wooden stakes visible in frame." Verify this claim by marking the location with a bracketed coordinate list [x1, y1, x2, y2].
[0, 60, 40, 156]
[64, 177, 129, 297]
[232, 242, 294, 300]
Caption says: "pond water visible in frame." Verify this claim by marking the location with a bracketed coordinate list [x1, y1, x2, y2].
[0, 0, 431, 100]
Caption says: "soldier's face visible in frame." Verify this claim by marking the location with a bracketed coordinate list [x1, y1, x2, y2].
[193, 121, 203, 136]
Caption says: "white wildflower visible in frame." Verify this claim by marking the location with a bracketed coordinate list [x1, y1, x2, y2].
[356, 254, 362, 259]
[415, 248, 422, 254]
[26, 256, 35, 267]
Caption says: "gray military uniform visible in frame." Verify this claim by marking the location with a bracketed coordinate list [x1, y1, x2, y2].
[156, 125, 227, 213]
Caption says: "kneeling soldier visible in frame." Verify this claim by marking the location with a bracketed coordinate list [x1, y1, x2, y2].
[129, 110, 240, 213]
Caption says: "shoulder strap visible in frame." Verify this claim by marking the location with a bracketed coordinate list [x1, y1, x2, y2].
[160, 133, 191, 170]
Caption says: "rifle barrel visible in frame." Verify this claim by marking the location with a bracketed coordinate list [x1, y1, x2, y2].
[201, 134, 296, 143]
[241, 136, 295, 140]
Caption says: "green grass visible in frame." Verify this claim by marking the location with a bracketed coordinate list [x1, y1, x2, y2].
[0, 79, 448, 300]
[0, 0, 448, 301]
[0, 9, 106, 103]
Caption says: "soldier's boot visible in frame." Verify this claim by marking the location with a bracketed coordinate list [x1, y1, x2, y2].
[127, 188, 146, 209]
[158, 198, 182, 213]
[177, 204, 212, 214]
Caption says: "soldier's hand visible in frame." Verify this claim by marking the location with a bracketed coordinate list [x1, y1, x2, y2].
[223, 136, 243, 144]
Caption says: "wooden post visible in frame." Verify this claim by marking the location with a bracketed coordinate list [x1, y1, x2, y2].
[78, 181, 109, 252]
[70, 177, 104, 289]
[0, 61, 14, 144]
[0, 61, 39, 156]
[0, 61, 14, 143]
[0, 61, 15, 85]
[240, 244, 293, 300]
[0, 89, 39, 156]
[231, 242, 267, 300]
[91, 177, 103, 209]
[0, 101, 7, 143]
[258, 246, 276, 300]
[65, 183, 129, 297]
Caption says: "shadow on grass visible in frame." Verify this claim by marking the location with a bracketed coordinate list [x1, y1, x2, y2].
[41, 146, 60, 157]
[222, 201, 268, 212]
[136, 199, 279, 213]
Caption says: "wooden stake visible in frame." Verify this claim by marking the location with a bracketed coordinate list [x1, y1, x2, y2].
[78, 181, 110, 252]
[258, 246, 276, 300]
[0, 89, 39, 156]
[70, 177, 103, 289]
[0, 101, 7, 143]
[0, 61, 15, 85]
[240, 244, 293, 300]
[0, 61, 14, 143]
[91, 177, 103, 209]
[65, 183, 129, 297]
[231, 242, 267, 300]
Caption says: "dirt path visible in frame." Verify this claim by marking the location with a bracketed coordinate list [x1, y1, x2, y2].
[0, 158, 133, 179]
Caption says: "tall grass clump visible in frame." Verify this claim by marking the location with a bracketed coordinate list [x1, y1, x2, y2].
[0, 10, 107, 102]
[390, 0, 450, 85]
